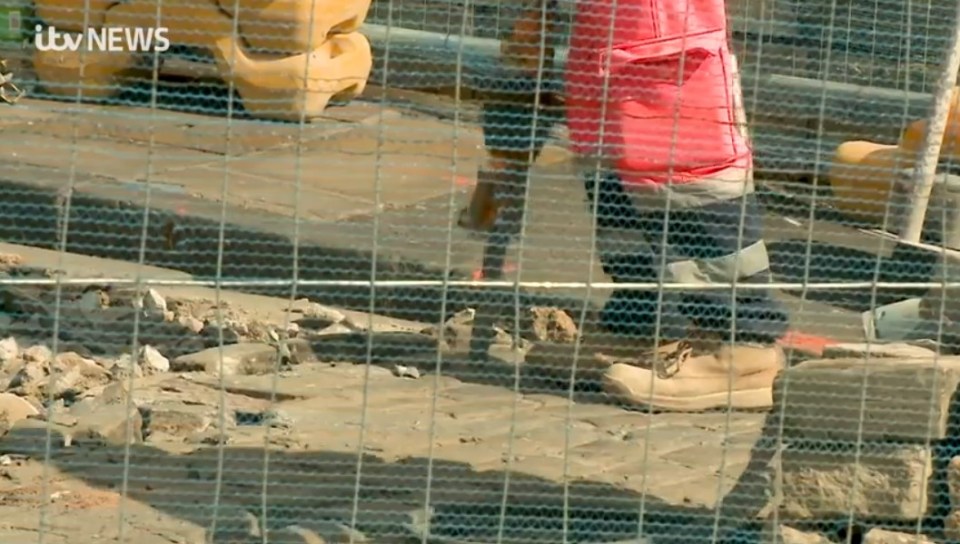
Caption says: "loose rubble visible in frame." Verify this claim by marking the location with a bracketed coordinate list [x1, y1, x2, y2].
[0, 258, 465, 459]
[4, 252, 804, 542]
[524, 306, 579, 343]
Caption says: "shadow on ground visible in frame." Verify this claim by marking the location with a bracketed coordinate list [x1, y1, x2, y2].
[767, 239, 937, 313]
[5, 426, 779, 544]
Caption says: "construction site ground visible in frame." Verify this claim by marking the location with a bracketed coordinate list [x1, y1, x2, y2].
[0, 89, 923, 543]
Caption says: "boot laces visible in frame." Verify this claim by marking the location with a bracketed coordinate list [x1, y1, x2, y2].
[653, 340, 694, 379]
[600, 340, 696, 379]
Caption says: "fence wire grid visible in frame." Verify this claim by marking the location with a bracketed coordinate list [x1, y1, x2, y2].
[0, 0, 959, 543]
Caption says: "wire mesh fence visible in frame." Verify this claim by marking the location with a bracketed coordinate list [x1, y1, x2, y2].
[0, 0, 959, 543]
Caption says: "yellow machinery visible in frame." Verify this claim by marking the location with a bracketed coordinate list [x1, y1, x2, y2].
[31, 0, 373, 121]
[827, 87, 960, 225]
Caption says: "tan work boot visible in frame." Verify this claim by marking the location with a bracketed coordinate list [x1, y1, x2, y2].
[601, 337, 785, 412]
[523, 327, 673, 384]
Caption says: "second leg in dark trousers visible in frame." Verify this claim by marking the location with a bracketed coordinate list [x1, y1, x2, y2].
[588, 171, 789, 344]
[586, 170, 790, 411]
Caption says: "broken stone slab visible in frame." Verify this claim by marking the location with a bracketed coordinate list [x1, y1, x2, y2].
[779, 442, 932, 521]
[77, 380, 133, 407]
[0, 336, 18, 367]
[292, 299, 347, 329]
[948, 456, 960, 508]
[774, 356, 960, 442]
[200, 319, 244, 346]
[0, 392, 40, 434]
[863, 529, 936, 543]
[139, 345, 170, 374]
[1, 402, 142, 454]
[8, 351, 111, 400]
[49, 352, 112, 397]
[76, 287, 109, 313]
[171, 339, 315, 376]
[178, 314, 204, 334]
[22, 344, 52, 364]
[109, 353, 143, 381]
[142, 400, 213, 439]
[64, 402, 144, 446]
[135, 288, 168, 319]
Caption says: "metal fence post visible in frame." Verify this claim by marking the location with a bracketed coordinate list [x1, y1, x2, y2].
[899, 3, 960, 244]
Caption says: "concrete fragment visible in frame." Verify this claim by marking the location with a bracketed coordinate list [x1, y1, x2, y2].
[22, 345, 52, 364]
[300, 302, 346, 327]
[48, 352, 111, 398]
[139, 288, 167, 318]
[77, 288, 108, 312]
[200, 319, 243, 346]
[109, 353, 143, 380]
[0, 336, 19, 366]
[6, 351, 108, 399]
[171, 340, 313, 376]
[178, 314, 204, 334]
[139, 345, 170, 374]
[946, 510, 960, 542]
[0, 252, 23, 269]
[393, 364, 421, 379]
[286, 322, 300, 338]
[7, 360, 46, 392]
[0, 392, 40, 432]
[67, 402, 143, 446]
[948, 455, 960, 508]
[143, 401, 212, 438]
[71, 380, 131, 408]
[317, 323, 353, 336]
[821, 342, 938, 359]
[525, 306, 579, 343]
[775, 357, 960, 441]
[863, 529, 936, 544]
[263, 408, 294, 429]
[780, 443, 932, 521]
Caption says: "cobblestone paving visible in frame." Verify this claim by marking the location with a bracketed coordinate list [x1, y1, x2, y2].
[0, 361, 765, 542]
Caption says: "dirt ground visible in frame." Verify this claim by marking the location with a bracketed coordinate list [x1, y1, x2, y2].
[0, 81, 928, 543]
[0, 243, 769, 544]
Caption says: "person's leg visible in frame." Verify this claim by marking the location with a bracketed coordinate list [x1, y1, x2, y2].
[585, 169, 689, 343]
[600, 181, 790, 412]
[520, 167, 693, 378]
[640, 194, 789, 344]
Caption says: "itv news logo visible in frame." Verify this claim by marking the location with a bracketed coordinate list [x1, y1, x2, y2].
[34, 25, 171, 53]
